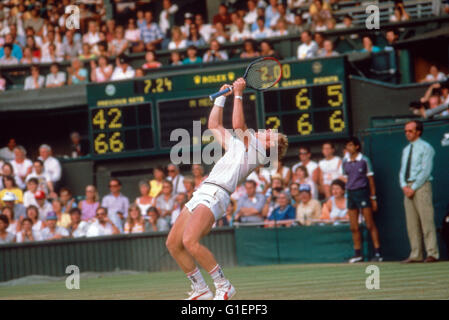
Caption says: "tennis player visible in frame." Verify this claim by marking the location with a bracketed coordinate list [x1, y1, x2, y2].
[166, 78, 288, 300]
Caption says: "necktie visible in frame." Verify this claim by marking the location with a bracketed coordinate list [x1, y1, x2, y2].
[405, 144, 413, 182]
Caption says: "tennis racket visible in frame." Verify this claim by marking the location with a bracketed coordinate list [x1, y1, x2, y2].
[209, 57, 282, 101]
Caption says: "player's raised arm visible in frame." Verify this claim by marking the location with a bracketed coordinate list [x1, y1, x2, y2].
[208, 84, 233, 150]
[232, 78, 248, 133]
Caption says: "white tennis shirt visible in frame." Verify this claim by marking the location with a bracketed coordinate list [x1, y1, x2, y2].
[204, 133, 268, 193]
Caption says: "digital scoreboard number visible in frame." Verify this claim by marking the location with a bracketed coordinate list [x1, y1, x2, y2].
[158, 92, 258, 148]
[263, 83, 347, 139]
[89, 103, 154, 156]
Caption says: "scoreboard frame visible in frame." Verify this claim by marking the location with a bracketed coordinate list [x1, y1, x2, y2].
[86, 56, 351, 160]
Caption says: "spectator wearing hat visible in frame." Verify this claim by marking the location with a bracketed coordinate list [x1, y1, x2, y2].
[0, 214, 15, 244]
[265, 191, 296, 227]
[24, 64, 45, 90]
[0, 176, 23, 205]
[86, 207, 120, 237]
[38, 144, 62, 187]
[16, 218, 42, 243]
[34, 190, 52, 221]
[234, 180, 266, 224]
[181, 12, 194, 38]
[40, 211, 69, 241]
[342, 137, 382, 263]
[67, 58, 88, 85]
[111, 55, 135, 81]
[321, 179, 348, 223]
[295, 184, 321, 226]
[2, 192, 26, 222]
[101, 178, 129, 232]
[45, 63, 66, 88]
[68, 208, 89, 238]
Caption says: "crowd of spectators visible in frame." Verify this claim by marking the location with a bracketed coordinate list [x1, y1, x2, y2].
[0, 136, 356, 245]
[0, 0, 444, 91]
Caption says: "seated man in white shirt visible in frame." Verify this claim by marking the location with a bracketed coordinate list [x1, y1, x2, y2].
[86, 207, 120, 237]
[230, 17, 252, 43]
[297, 30, 318, 59]
[38, 144, 62, 187]
[45, 63, 66, 88]
[40, 211, 69, 240]
[24, 64, 45, 90]
[111, 55, 135, 81]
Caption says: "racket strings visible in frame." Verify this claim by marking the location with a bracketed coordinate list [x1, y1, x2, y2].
[246, 59, 280, 90]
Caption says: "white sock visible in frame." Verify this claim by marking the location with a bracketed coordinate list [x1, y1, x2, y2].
[186, 267, 207, 290]
[208, 264, 227, 286]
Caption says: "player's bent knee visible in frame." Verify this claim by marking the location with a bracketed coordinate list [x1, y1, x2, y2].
[166, 234, 183, 254]
[182, 235, 200, 256]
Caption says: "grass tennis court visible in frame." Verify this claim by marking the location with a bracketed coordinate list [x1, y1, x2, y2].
[1, 262, 448, 300]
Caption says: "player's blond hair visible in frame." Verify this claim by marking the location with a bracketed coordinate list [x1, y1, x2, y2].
[277, 133, 288, 160]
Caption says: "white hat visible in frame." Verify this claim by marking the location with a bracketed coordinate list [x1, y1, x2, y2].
[2, 192, 17, 202]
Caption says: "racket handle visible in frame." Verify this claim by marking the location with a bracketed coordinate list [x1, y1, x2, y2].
[209, 87, 232, 101]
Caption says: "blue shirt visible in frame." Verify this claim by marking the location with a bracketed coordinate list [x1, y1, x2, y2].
[342, 153, 374, 190]
[268, 205, 295, 221]
[399, 138, 434, 191]
[0, 43, 23, 60]
[71, 68, 88, 84]
[141, 23, 163, 44]
[235, 192, 266, 214]
[182, 57, 202, 65]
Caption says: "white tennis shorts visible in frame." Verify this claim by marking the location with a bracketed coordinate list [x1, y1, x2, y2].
[185, 183, 230, 221]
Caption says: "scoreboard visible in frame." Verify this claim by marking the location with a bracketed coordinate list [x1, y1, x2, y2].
[86, 56, 350, 159]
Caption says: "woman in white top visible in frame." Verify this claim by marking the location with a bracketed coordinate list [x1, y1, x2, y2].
[90, 55, 113, 83]
[321, 179, 348, 223]
[124, 18, 141, 44]
[10, 145, 33, 187]
[2, 207, 18, 235]
[135, 181, 155, 216]
[124, 204, 146, 234]
[318, 142, 343, 199]
[168, 26, 187, 50]
[292, 165, 318, 200]
[421, 65, 446, 83]
[26, 205, 45, 232]
[16, 218, 42, 243]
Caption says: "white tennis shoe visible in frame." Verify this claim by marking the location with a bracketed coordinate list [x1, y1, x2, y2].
[213, 281, 236, 300]
[185, 285, 213, 300]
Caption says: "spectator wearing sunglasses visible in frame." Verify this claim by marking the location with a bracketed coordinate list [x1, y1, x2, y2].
[101, 178, 129, 233]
